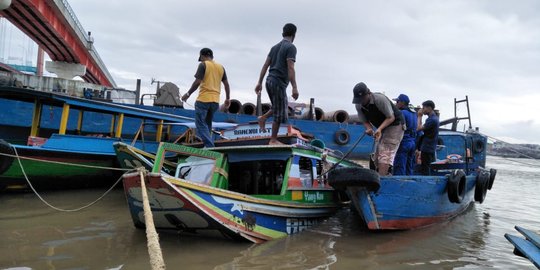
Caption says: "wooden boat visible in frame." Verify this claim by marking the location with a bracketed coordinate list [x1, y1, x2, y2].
[505, 226, 540, 269]
[328, 97, 498, 230]
[0, 86, 233, 190]
[115, 124, 356, 243]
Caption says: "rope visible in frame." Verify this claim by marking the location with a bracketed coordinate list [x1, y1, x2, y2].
[319, 132, 367, 178]
[12, 147, 131, 212]
[479, 132, 540, 167]
[0, 151, 131, 171]
[139, 169, 166, 269]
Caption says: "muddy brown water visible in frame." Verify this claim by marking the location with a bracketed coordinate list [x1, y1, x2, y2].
[0, 156, 538, 269]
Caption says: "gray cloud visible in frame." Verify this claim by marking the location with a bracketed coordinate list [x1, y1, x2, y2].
[67, 0, 540, 143]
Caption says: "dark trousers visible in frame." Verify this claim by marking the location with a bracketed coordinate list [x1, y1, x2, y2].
[419, 151, 436, 175]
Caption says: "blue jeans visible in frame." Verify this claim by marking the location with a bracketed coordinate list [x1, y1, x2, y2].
[195, 101, 219, 147]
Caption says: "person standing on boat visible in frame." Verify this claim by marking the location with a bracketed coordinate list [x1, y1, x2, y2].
[182, 48, 231, 147]
[352, 82, 404, 175]
[254, 23, 299, 145]
[416, 100, 439, 175]
[392, 94, 417, 175]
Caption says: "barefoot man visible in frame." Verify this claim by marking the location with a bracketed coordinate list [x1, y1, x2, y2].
[254, 23, 299, 145]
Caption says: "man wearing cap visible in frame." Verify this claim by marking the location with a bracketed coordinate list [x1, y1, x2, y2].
[392, 94, 417, 175]
[352, 82, 404, 175]
[254, 23, 299, 145]
[416, 100, 439, 175]
[182, 48, 231, 147]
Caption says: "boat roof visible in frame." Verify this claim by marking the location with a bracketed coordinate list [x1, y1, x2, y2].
[0, 86, 235, 129]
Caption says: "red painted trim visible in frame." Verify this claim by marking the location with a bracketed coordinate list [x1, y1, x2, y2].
[367, 206, 471, 230]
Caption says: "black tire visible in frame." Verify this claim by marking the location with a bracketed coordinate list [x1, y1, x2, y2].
[0, 139, 15, 175]
[474, 170, 489, 203]
[334, 129, 350, 145]
[488, 168, 496, 190]
[447, 169, 466, 203]
[473, 138, 485, 153]
[327, 167, 380, 192]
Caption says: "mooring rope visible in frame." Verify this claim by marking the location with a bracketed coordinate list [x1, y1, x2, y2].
[11, 146, 133, 212]
[480, 133, 540, 167]
[138, 168, 166, 269]
[0, 151, 131, 171]
[319, 132, 367, 178]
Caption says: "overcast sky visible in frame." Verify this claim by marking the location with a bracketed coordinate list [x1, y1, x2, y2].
[6, 0, 540, 144]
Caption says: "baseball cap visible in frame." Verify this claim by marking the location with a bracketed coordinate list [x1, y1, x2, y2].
[393, 94, 410, 104]
[198, 48, 213, 61]
[352, 82, 370, 104]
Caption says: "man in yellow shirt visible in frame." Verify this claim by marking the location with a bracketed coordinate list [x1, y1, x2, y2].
[182, 48, 231, 147]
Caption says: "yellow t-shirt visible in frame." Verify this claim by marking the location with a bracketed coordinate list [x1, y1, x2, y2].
[197, 61, 224, 103]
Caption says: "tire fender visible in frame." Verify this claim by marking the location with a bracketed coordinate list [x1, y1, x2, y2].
[447, 169, 466, 203]
[334, 129, 350, 145]
[327, 167, 380, 192]
[474, 170, 489, 203]
[488, 168, 497, 190]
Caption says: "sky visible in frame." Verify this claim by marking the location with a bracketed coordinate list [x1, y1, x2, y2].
[3, 0, 540, 144]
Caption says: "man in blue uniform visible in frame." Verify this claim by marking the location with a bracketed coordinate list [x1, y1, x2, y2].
[392, 94, 417, 175]
[417, 100, 439, 175]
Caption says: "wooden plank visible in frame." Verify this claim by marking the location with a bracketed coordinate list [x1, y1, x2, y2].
[516, 226, 540, 249]
[505, 234, 540, 269]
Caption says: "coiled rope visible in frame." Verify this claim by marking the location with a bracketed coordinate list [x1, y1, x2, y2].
[9, 146, 133, 212]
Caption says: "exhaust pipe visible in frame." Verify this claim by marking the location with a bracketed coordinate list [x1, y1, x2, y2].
[241, 102, 256, 115]
[322, 110, 349, 123]
[348, 114, 361, 123]
[220, 99, 242, 114]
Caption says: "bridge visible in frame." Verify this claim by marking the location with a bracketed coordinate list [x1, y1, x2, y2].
[0, 0, 116, 87]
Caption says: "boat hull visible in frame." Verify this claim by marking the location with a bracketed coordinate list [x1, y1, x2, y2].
[123, 172, 340, 243]
[0, 145, 121, 189]
[349, 174, 477, 230]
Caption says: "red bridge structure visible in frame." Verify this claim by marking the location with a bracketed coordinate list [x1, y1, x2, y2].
[0, 0, 116, 87]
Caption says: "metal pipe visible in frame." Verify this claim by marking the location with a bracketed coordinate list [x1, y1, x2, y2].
[322, 110, 349, 123]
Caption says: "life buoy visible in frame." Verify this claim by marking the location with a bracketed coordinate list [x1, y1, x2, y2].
[474, 170, 489, 203]
[327, 167, 380, 192]
[488, 168, 497, 190]
[447, 169, 466, 203]
[334, 129, 350, 145]
[473, 138, 485, 153]
[0, 139, 15, 175]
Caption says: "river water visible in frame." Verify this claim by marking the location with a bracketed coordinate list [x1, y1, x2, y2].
[0, 156, 538, 270]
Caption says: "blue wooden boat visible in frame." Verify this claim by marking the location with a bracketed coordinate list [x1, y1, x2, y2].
[505, 226, 540, 269]
[327, 98, 497, 230]
[0, 86, 234, 190]
[114, 124, 357, 243]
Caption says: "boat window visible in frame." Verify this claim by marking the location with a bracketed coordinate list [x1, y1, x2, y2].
[299, 157, 314, 187]
[174, 156, 215, 184]
[227, 160, 286, 195]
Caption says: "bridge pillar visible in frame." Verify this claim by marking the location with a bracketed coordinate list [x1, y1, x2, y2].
[45, 61, 86, 80]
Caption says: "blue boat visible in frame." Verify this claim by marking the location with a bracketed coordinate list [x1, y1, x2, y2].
[0, 86, 234, 189]
[505, 226, 540, 269]
[327, 97, 498, 230]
